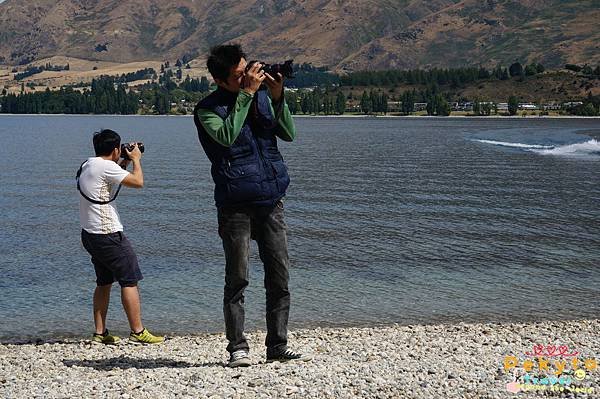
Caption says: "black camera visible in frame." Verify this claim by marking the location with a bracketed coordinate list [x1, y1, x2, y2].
[120, 142, 145, 160]
[245, 59, 295, 79]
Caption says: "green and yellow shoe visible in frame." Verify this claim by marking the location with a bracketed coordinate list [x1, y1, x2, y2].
[129, 328, 164, 345]
[92, 329, 121, 345]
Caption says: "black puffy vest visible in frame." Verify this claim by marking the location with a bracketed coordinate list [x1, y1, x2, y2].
[193, 88, 290, 207]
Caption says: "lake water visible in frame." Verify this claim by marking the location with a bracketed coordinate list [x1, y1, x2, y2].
[1, 115, 599, 342]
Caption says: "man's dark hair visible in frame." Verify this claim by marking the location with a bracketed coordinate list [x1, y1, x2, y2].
[93, 129, 121, 156]
[207, 44, 246, 82]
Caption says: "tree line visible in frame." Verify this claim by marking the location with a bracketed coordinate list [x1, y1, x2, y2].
[0, 75, 210, 115]
[285, 89, 346, 115]
[339, 62, 548, 87]
[13, 63, 70, 80]
[568, 94, 600, 116]
[2, 61, 599, 116]
[1, 77, 138, 114]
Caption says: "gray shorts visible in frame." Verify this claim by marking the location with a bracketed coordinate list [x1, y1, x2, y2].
[81, 230, 143, 287]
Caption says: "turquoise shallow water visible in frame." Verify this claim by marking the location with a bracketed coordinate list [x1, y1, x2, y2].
[1, 115, 599, 342]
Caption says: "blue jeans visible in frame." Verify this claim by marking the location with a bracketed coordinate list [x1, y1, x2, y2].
[218, 200, 290, 355]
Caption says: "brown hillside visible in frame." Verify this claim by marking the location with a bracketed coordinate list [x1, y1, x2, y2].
[0, 0, 597, 70]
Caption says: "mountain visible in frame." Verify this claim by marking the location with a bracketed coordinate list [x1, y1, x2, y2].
[0, 0, 598, 70]
[338, 0, 600, 70]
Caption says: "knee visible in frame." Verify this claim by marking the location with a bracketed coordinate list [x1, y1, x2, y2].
[96, 284, 113, 292]
[120, 282, 138, 288]
[265, 281, 289, 299]
[224, 277, 249, 302]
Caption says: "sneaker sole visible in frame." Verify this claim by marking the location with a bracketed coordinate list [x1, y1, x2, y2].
[266, 356, 312, 363]
[128, 339, 164, 345]
[228, 359, 252, 368]
[91, 339, 121, 345]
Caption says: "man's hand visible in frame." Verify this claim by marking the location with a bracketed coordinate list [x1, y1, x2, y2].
[121, 143, 144, 188]
[264, 72, 284, 103]
[242, 62, 266, 95]
[125, 143, 142, 162]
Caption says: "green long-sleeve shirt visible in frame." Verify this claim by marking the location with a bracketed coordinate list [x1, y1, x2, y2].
[195, 89, 296, 147]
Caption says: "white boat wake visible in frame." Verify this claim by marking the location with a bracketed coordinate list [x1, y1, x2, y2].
[474, 139, 600, 156]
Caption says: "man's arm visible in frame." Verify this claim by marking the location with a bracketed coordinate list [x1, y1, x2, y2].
[196, 91, 254, 147]
[264, 72, 295, 142]
[121, 144, 144, 188]
[197, 64, 266, 147]
[269, 96, 296, 142]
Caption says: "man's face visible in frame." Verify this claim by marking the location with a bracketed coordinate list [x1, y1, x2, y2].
[217, 58, 247, 93]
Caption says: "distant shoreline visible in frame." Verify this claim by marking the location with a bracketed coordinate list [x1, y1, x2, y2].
[1, 113, 599, 119]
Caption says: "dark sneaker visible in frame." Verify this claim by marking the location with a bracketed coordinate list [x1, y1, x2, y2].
[266, 349, 312, 363]
[92, 329, 120, 345]
[228, 350, 252, 368]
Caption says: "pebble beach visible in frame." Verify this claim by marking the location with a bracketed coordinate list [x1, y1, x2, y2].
[1, 319, 599, 398]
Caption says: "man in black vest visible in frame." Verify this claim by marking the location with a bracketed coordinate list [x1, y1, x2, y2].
[193, 44, 308, 367]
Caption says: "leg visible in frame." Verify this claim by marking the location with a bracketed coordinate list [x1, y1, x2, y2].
[218, 206, 252, 354]
[121, 284, 143, 333]
[255, 201, 290, 355]
[111, 233, 144, 333]
[93, 284, 112, 334]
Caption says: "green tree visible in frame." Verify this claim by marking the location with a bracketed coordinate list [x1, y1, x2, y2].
[508, 96, 519, 115]
[360, 91, 371, 114]
[425, 93, 450, 116]
[381, 92, 389, 115]
[509, 62, 523, 77]
[154, 91, 171, 114]
[472, 98, 481, 116]
[524, 64, 538, 76]
[426, 98, 434, 115]
[400, 90, 415, 114]
[335, 91, 346, 114]
[369, 90, 378, 113]
[481, 102, 492, 116]
[578, 103, 598, 116]
[536, 63, 545, 74]
[436, 94, 450, 116]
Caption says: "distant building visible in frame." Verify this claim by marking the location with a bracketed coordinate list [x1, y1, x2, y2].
[542, 103, 561, 110]
[387, 101, 401, 112]
[414, 102, 427, 111]
[497, 103, 509, 111]
[456, 102, 473, 112]
[519, 103, 538, 110]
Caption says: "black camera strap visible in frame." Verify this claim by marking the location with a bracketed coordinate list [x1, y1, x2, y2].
[76, 161, 122, 205]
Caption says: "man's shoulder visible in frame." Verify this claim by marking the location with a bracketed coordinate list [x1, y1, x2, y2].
[196, 90, 223, 109]
[84, 158, 124, 178]
[87, 157, 117, 169]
